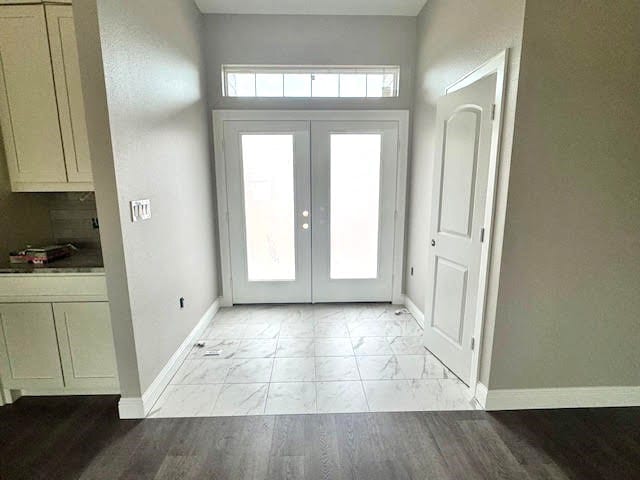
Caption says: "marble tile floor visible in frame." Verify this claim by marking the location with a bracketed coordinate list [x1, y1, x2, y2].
[148, 303, 476, 418]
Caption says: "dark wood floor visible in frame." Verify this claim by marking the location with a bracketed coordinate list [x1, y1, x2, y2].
[0, 396, 639, 480]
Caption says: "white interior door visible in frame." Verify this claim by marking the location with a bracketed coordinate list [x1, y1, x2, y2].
[225, 121, 311, 303]
[311, 121, 399, 302]
[423, 74, 497, 384]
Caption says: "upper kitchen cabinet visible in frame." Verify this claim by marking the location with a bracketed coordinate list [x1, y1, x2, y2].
[46, 5, 93, 184]
[0, 4, 93, 192]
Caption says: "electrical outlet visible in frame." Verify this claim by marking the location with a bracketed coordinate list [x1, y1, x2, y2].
[130, 199, 151, 222]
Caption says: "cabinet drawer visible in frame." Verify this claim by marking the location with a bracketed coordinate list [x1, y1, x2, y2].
[0, 274, 108, 303]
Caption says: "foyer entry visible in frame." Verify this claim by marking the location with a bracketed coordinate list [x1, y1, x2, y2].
[214, 111, 408, 305]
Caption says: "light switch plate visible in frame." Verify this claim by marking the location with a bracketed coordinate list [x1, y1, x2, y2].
[130, 199, 151, 222]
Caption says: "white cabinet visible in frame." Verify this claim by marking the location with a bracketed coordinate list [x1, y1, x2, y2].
[0, 4, 93, 192]
[53, 302, 118, 390]
[46, 5, 93, 184]
[0, 304, 64, 390]
[0, 5, 67, 187]
[0, 299, 118, 397]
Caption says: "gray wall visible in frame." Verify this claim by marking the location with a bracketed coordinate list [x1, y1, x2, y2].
[203, 14, 417, 110]
[405, 0, 526, 385]
[73, 0, 140, 398]
[74, 0, 219, 394]
[488, 0, 640, 389]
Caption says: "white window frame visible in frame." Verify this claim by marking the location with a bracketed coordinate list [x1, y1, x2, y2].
[222, 65, 400, 98]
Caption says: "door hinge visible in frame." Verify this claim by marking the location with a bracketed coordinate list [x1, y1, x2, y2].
[480, 227, 485, 243]
[471, 337, 476, 350]
[491, 104, 496, 120]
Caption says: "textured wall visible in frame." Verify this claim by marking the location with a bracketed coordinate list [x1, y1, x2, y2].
[74, 0, 219, 394]
[489, 0, 640, 389]
[405, 0, 526, 384]
[203, 14, 417, 111]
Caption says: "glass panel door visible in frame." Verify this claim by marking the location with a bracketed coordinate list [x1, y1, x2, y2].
[224, 121, 311, 303]
[222, 118, 399, 304]
[311, 121, 399, 302]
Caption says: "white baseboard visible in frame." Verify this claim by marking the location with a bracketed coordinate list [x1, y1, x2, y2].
[484, 385, 640, 410]
[118, 298, 220, 419]
[1, 388, 21, 406]
[118, 397, 145, 418]
[475, 382, 488, 408]
[21, 387, 119, 396]
[401, 294, 425, 329]
[219, 295, 233, 307]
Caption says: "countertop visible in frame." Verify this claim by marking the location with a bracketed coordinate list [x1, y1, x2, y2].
[0, 250, 105, 274]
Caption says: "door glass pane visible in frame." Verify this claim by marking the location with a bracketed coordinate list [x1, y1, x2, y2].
[241, 135, 296, 281]
[330, 134, 382, 279]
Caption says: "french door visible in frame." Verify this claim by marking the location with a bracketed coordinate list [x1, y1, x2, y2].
[222, 118, 400, 304]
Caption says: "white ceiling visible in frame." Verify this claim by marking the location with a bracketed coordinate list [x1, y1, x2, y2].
[194, 0, 428, 16]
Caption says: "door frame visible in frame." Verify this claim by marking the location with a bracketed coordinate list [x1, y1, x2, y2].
[212, 109, 410, 307]
[429, 50, 509, 402]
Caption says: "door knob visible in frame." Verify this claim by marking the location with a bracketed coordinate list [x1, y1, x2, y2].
[431, 239, 436, 247]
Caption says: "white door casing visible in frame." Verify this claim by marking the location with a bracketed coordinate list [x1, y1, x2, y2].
[216, 111, 408, 305]
[423, 74, 497, 384]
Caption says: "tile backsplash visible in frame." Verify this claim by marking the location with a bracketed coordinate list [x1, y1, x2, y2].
[48, 192, 101, 249]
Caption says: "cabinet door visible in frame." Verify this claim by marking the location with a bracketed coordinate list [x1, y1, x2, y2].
[0, 6, 67, 187]
[0, 303, 64, 389]
[53, 302, 119, 390]
[46, 5, 94, 185]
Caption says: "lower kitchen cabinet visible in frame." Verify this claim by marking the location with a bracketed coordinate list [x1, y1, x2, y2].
[53, 302, 118, 390]
[0, 301, 118, 395]
[0, 303, 64, 390]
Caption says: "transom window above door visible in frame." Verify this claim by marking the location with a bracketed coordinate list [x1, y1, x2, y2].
[222, 65, 400, 98]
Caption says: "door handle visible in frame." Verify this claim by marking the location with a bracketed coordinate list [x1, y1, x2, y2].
[431, 239, 436, 247]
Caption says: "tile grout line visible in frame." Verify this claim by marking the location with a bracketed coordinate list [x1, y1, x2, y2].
[262, 330, 279, 415]
[351, 344, 372, 413]
[170, 306, 465, 417]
